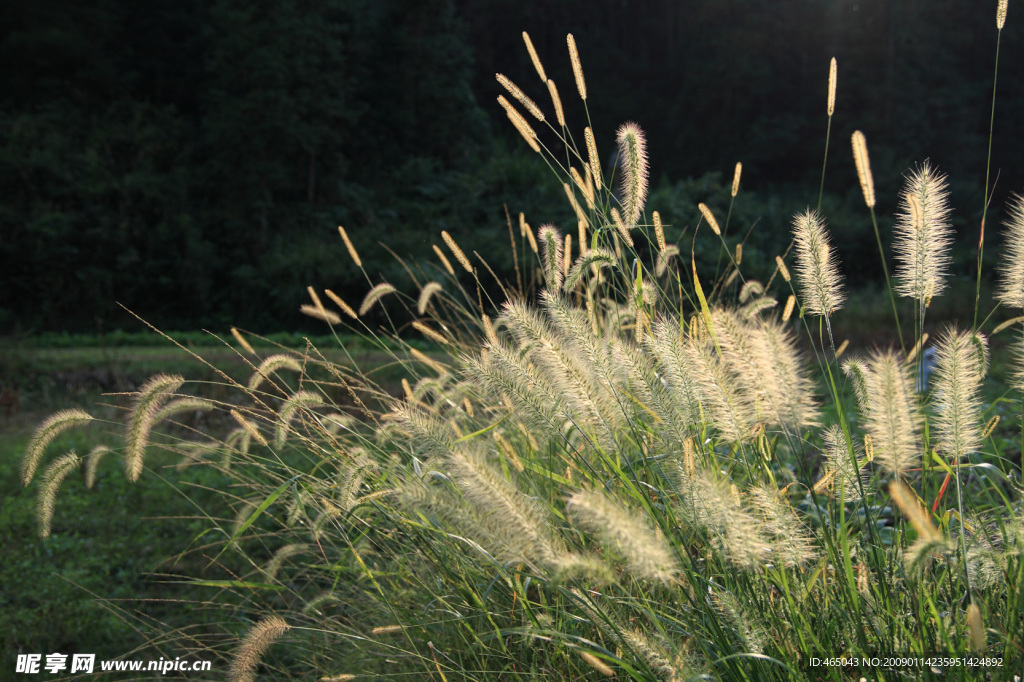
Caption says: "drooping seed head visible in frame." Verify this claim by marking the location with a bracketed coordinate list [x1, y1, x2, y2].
[851, 131, 876, 208]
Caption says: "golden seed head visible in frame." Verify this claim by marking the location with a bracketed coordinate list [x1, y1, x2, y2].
[579, 652, 615, 677]
[775, 255, 791, 282]
[851, 130, 876, 208]
[610, 208, 634, 247]
[889, 481, 940, 542]
[567, 33, 587, 100]
[906, 332, 929, 363]
[324, 289, 359, 319]
[967, 603, 985, 651]
[522, 31, 546, 82]
[518, 211, 526, 236]
[338, 226, 362, 267]
[836, 339, 850, 358]
[496, 73, 544, 122]
[231, 327, 255, 354]
[432, 244, 455, 276]
[698, 202, 721, 235]
[498, 95, 540, 152]
[482, 314, 499, 345]
[563, 182, 588, 224]
[412, 321, 448, 346]
[997, 0, 1008, 29]
[358, 282, 397, 316]
[735, 242, 743, 264]
[300, 304, 340, 325]
[827, 57, 837, 116]
[731, 161, 742, 197]
[401, 378, 414, 401]
[371, 624, 406, 636]
[982, 414, 1000, 438]
[578, 220, 588, 255]
[525, 223, 538, 253]
[546, 79, 565, 127]
[563, 233, 572, 279]
[584, 126, 602, 190]
[992, 315, 1024, 334]
[442, 230, 473, 273]
[653, 210, 666, 251]
[616, 121, 649, 228]
[783, 294, 796, 322]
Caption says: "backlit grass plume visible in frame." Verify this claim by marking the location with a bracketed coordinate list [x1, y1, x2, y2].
[932, 328, 988, 462]
[616, 122, 648, 228]
[893, 162, 953, 305]
[792, 209, 845, 317]
[229, 615, 291, 682]
[844, 351, 921, 476]
[996, 193, 1024, 308]
[36, 451, 80, 539]
[125, 374, 185, 482]
[359, 282, 398, 316]
[21, 408, 93, 486]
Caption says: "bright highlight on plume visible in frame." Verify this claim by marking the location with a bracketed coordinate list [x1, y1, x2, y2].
[791, 209, 845, 317]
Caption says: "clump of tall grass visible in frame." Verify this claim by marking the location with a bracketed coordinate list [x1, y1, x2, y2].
[22, 14, 1024, 681]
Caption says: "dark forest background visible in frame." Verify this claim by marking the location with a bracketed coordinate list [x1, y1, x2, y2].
[2, 0, 1021, 334]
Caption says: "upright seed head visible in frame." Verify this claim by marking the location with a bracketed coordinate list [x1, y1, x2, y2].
[775, 255, 791, 282]
[836, 339, 850, 358]
[889, 481, 940, 542]
[996, 194, 1024, 308]
[827, 58, 837, 116]
[546, 79, 565, 127]
[616, 122, 649, 228]
[563, 233, 572, 279]
[324, 289, 358, 319]
[522, 31, 547, 82]
[567, 33, 587, 100]
[893, 163, 953, 305]
[735, 243, 743, 264]
[584, 127, 602, 190]
[338, 226, 362, 267]
[578, 220, 588, 255]
[791, 209, 845, 317]
[967, 603, 986, 651]
[653, 211, 666, 252]
[851, 131, 876, 208]
[731, 162, 743, 197]
[997, 0, 1008, 29]
[698, 203, 721, 236]
[610, 208, 634, 247]
[783, 295, 796, 322]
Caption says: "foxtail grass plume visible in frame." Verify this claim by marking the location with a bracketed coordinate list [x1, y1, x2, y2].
[538, 224, 564, 291]
[775, 255, 791, 282]
[498, 95, 540, 152]
[846, 352, 921, 476]
[731, 162, 742, 197]
[248, 354, 302, 391]
[893, 163, 953, 304]
[84, 444, 110, 489]
[967, 603, 986, 651]
[653, 211, 666, 251]
[563, 233, 572, 279]
[997, 0, 1008, 29]
[441, 230, 473, 273]
[792, 209, 845, 316]
[827, 58, 837, 117]
[37, 451, 79, 538]
[996, 194, 1024, 308]
[231, 327, 255, 354]
[324, 289, 358, 319]
[417, 282, 443, 315]
[584, 127, 602, 190]
[125, 374, 184, 482]
[522, 31, 546, 82]
[359, 283, 397, 316]
[300, 304, 340, 325]
[735, 243, 743, 265]
[578, 219, 588, 255]
[836, 339, 849, 358]
[496, 73, 544, 121]
[21, 408, 93, 486]
[851, 131, 875, 208]
[229, 615, 290, 682]
[232, 409, 268, 447]
[412, 321, 449, 346]
[579, 652, 615, 677]
[547, 79, 565, 127]
[567, 33, 586, 100]
[782, 295, 796, 322]
[889, 481, 940, 542]
[932, 328, 988, 462]
[616, 122, 649, 228]
[698, 203, 721, 235]
[338, 226, 362, 267]
[432, 244, 455, 275]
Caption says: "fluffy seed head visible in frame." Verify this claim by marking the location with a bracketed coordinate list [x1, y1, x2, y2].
[827, 58, 837, 116]
[125, 374, 184, 482]
[584, 127, 602, 190]
[567, 33, 587, 100]
[324, 289, 358, 319]
[932, 327, 988, 462]
[698, 203, 721, 235]
[538, 224, 564, 290]
[893, 163, 954, 304]
[37, 451, 80, 538]
[731, 162, 742, 197]
[847, 351, 922, 476]
[22, 408, 93, 486]
[546, 79, 565, 127]
[889, 481, 940, 542]
[792, 209, 845, 316]
[229, 616, 290, 682]
[852, 131, 876, 208]
[522, 31, 546, 82]
[417, 282, 443, 315]
[610, 208, 634, 247]
[997, 0, 1008, 29]
[996, 194, 1024, 308]
[359, 282, 398, 316]
[442, 230, 473, 273]
[338, 226, 362, 267]
[616, 122, 649, 228]
[967, 603, 986, 651]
